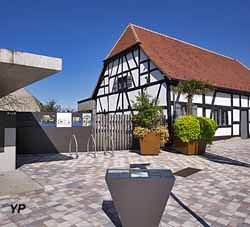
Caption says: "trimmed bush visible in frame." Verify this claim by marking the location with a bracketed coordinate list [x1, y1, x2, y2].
[197, 117, 217, 144]
[174, 115, 201, 143]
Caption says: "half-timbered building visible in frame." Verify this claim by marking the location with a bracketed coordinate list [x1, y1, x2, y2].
[78, 24, 250, 139]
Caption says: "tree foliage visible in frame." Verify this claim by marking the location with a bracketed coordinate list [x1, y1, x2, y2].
[132, 90, 163, 128]
[174, 80, 212, 114]
[40, 99, 62, 112]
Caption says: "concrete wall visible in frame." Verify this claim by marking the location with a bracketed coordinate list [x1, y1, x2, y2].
[0, 112, 16, 172]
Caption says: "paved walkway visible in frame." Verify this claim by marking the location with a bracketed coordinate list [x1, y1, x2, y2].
[0, 138, 250, 227]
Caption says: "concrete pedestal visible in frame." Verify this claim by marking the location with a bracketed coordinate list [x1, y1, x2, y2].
[105, 169, 175, 227]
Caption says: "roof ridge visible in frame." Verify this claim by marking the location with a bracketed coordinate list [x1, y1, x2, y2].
[130, 24, 140, 42]
[105, 24, 140, 59]
[131, 23, 236, 62]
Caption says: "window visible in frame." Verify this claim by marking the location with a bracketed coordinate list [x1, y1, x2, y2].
[212, 109, 229, 126]
[113, 75, 132, 92]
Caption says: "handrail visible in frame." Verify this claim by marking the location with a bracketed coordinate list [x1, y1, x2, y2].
[87, 134, 97, 158]
[69, 134, 78, 158]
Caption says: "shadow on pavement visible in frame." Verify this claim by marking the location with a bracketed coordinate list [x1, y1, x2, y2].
[201, 152, 250, 168]
[102, 200, 122, 227]
[16, 153, 73, 168]
[171, 192, 210, 227]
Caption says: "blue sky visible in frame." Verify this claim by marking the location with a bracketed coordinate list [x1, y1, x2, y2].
[0, 0, 249, 109]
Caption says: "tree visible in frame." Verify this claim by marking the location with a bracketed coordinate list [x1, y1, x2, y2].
[132, 89, 163, 128]
[174, 80, 212, 115]
[40, 99, 62, 112]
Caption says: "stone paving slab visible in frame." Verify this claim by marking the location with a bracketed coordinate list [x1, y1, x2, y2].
[0, 137, 250, 226]
[0, 170, 42, 196]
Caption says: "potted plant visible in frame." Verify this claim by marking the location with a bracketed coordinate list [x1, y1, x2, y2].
[196, 117, 217, 154]
[173, 115, 200, 155]
[174, 115, 217, 155]
[133, 90, 169, 155]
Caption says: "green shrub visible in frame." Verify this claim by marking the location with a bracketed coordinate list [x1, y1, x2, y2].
[132, 90, 163, 129]
[174, 115, 201, 143]
[197, 117, 217, 144]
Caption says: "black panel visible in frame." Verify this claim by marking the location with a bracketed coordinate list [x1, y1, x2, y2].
[16, 112, 92, 154]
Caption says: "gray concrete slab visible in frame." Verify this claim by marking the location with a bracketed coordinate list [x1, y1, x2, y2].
[0, 170, 42, 196]
[0, 48, 62, 98]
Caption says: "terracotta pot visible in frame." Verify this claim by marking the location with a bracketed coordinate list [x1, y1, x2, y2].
[198, 139, 207, 155]
[173, 137, 199, 155]
[139, 132, 160, 155]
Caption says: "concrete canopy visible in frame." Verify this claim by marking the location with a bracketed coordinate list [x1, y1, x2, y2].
[0, 49, 62, 98]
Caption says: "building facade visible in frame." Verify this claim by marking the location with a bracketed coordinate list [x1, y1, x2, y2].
[79, 24, 250, 139]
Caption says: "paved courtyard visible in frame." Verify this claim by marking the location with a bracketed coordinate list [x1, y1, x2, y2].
[1, 137, 250, 227]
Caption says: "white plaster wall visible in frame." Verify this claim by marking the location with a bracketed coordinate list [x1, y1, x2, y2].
[117, 60, 122, 74]
[140, 49, 148, 61]
[97, 99, 102, 112]
[146, 84, 160, 100]
[215, 128, 231, 136]
[109, 77, 115, 92]
[241, 96, 248, 107]
[97, 88, 104, 96]
[158, 84, 167, 106]
[150, 70, 164, 82]
[163, 109, 168, 118]
[100, 97, 108, 112]
[109, 94, 118, 111]
[214, 92, 231, 106]
[140, 62, 148, 73]
[193, 95, 202, 104]
[123, 94, 129, 109]
[111, 59, 119, 76]
[104, 77, 108, 85]
[127, 90, 139, 104]
[197, 108, 203, 116]
[117, 94, 122, 110]
[205, 109, 211, 118]
[233, 94, 240, 107]
[228, 111, 232, 125]
[123, 56, 128, 71]
[179, 94, 187, 102]
[133, 49, 139, 64]
[131, 69, 139, 87]
[205, 92, 213, 104]
[233, 124, 240, 135]
[233, 109, 240, 121]
[150, 61, 157, 70]
[123, 111, 131, 115]
[140, 75, 148, 86]
[126, 52, 136, 69]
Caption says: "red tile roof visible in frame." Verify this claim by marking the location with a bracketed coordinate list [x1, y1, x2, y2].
[106, 24, 250, 92]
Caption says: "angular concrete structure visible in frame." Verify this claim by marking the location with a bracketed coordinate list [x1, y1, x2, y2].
[0, 48, 62, 171]
[0, 48, 62, 98]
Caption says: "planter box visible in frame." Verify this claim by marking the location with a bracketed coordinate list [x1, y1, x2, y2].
[174, 137, 199, 155]
[139, 132, 160, 155]
[198, 139, 207, 155]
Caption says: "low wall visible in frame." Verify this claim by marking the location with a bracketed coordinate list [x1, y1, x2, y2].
[16, 112, 92, 154]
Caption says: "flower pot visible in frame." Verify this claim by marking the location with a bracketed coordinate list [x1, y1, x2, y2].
[198, 139, 207, 155]
[139, 132, 160, 155]
[173, 137, 199, 155]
